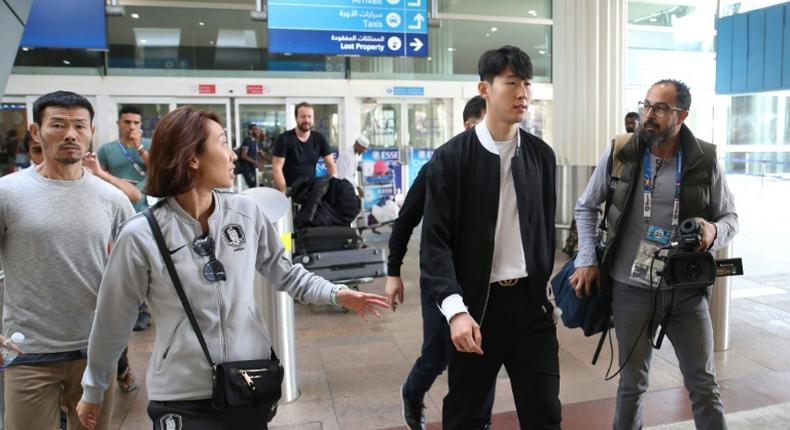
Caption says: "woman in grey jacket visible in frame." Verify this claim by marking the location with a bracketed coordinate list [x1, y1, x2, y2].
[77, 106, 389, 429]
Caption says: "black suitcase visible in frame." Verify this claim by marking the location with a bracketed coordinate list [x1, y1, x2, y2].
[296, 248, 387, 282]
[295, 226, 362, 253]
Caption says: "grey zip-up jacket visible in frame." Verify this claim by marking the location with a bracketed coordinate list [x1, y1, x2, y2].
[81, 191, 335, 402]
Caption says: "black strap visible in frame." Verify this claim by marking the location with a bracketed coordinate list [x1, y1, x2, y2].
[598, 137, 618, 233]
[143, 208, 216, 369]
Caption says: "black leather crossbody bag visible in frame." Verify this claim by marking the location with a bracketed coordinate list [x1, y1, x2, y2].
[143, 208, 284, 420]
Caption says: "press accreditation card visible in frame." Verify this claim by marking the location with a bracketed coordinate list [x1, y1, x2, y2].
[629, 225, 671, 287]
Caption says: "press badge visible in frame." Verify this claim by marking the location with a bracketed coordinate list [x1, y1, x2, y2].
[629, 225, 671, 287]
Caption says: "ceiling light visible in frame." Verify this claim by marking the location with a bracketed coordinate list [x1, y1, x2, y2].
[528, 10, 537, 16]
[427, 56, 432, 61]
[140, 39, 147, 44]
[21, 47, 29, 51]
[209, 40, 214, 45]
[485, 33, 490, 37]
[538, 49, 546, 55]
[199, 22, 205, 26]
[131, 13, 140, 19]
[447, 47, 456, 52]
[490, 26, 497, 32]
[650, 17, 657, 22]
[62, 60, 71, 65]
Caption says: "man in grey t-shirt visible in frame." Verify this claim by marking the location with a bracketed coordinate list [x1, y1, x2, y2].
[0, 91, 134, 430]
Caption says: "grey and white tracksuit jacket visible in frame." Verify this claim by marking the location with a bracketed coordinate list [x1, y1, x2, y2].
[81, 191, 336, 403]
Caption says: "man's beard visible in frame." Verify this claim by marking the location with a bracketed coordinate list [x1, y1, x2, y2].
[297, 122, 311, 132]
[42, 136, 84, 165]
[639, 117, 675, 149]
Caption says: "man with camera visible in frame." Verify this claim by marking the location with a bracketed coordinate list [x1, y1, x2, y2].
[571, 79, 738, 430]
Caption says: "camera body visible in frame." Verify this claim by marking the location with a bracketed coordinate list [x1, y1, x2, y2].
[662, 218, 718, 288]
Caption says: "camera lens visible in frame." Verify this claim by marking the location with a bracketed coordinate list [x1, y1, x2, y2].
[680, 218, 698, 235]
[684, 262, 702, 278]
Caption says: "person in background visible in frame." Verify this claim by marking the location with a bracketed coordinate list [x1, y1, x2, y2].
[335, 135, 369, 196]
[76, 106, 390, 430]
[238, 122, 262, 188]
[21, 131, 43, 167]
[386, 95, 495, 430]
[272, 102, 336, 193]
[624, 111, 640, 133]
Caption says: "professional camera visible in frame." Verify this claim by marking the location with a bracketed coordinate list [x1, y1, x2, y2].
[661, 218, 743, 288]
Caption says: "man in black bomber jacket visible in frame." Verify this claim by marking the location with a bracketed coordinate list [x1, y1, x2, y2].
[420, 46, 561, 429]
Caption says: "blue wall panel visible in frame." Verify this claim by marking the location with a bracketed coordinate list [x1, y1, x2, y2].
[747, 11, 766, 90]
[764, 6, 783, 89]
[784, 5, 790, 87]
[717, 2, 790, 94]
[716, 17, 734, 94]
[731, 13, 749, 92]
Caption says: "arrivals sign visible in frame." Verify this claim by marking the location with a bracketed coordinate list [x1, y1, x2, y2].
[268, 0, 428, 57]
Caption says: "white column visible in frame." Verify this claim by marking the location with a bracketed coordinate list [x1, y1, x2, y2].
[552, 0, 627, 166]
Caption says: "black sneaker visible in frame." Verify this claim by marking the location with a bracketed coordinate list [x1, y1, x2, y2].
[400, 384, 426, 430]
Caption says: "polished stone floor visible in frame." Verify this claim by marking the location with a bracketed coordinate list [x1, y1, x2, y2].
[105, 174, 790, 429]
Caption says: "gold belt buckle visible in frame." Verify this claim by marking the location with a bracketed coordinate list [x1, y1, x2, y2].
[497, 278, 519, 287]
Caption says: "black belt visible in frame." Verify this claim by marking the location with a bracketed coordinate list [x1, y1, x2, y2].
[492, 277, 527, 287]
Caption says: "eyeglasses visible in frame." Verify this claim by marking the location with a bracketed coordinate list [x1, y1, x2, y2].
[192, 235, 227, 282]
[638, 101, 685, 117]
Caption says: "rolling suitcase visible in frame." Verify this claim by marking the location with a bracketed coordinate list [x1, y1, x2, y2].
[295, 226, 362, 253]
[296, 248, 387, 282]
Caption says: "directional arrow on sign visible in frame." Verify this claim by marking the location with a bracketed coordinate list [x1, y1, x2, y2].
[408, 13, 425, 30]
[409, 38, 423, 51]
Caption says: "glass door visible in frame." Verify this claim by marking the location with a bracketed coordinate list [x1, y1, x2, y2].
[235, 99, 287, 189]
[359, 100, 403, 211]
[0, 99, 29, 177]
[286, 99, 342, 179]
[175, 98, 232, 144]
[405, 99, 451, 187]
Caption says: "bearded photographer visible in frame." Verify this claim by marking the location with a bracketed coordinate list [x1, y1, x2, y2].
[570, 79, 738, 430]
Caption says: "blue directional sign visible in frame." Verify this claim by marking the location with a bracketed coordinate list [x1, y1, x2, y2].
[269, 0, 429, 57]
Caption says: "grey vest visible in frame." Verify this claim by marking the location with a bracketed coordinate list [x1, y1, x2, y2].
[599, 124, 717, 291]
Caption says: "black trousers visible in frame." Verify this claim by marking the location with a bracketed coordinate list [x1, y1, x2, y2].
[148, 399, 269, 430]
[442, 280, 562, 430]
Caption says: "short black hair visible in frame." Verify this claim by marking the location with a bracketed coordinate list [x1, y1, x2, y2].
[33, 91, 94, 125]
[7, 129, 17, 138]
[652, 79, 691, 111]
[478, 45, 533, 83]
[118, 105, 142, 119]
[463, 96, 486, 122]
[294, 101, 313, 118]
[625, 112, 640, 120]
[247, 122, 258, 130]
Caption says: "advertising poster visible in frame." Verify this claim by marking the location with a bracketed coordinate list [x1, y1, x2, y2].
[361, 148, 401, 210]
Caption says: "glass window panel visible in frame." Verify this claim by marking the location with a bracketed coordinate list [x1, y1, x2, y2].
[407, 100, 450, 149]
[237, 104, 287, 188]
[350, 20, 551, 81]
[0, 104, 29, 177]
[310, 104, 340, 150]
[117, 104, 170, 139]
[729, 95, 779, 146]
[361, 102, 401, 148]
[439, 0, 551, 19]
[521, 100, 553, 144]
[177, 103, 227, 126]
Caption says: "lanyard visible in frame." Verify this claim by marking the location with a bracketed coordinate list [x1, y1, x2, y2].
[117, 141, 146, 177]
[642, 147, 682, 234]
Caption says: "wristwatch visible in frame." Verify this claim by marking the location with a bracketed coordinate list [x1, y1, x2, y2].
[136, 145, 145, 154]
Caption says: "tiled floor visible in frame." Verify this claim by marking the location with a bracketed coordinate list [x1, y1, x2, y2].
[107, 174, 790, 429]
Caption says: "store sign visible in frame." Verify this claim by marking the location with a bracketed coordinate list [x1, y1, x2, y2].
[268, 0, 428, 57]
[198, 84, 216, 94]
[246, 85, 266, 95]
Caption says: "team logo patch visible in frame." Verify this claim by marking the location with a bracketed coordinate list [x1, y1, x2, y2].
[160, 413, 182, 430]
[222, 224, 246, 250]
